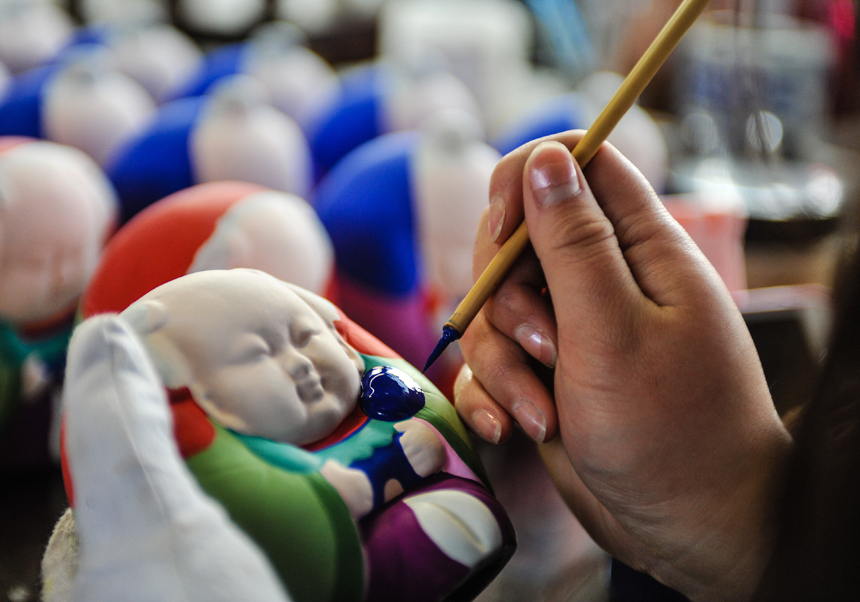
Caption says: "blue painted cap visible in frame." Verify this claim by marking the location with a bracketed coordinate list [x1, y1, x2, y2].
[307, 64, 384, 181]
[314, 131, 421, 295]
[105, 96, 203, 223]
[0, 64, 59, 137]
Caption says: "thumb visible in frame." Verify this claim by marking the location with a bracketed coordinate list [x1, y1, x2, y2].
[521, 141, 708, 347]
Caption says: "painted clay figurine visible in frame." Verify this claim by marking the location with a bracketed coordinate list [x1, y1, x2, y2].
[169, 21, 339, 132]
[0, 137, 117, 468]
[0, 47, 156, 166]
[79, 180, 334, 319]
[106, 74, 312, 223]
[71, 22, 202, 104]
[314, 110, 498, 393]
[306, 59, 481, 180]
[52, 269, 515, 602]
[0, 0, 74, 74]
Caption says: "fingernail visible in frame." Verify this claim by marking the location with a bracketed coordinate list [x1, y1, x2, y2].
[488, 195, 505, 242]
[512, 400, 546, 443]
[514, 324, 557, 368]
[530, 144, 581, 207]
[473, 409, 502, 444]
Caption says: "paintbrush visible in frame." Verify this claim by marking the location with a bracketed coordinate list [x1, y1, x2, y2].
[423, 0, 712, 373]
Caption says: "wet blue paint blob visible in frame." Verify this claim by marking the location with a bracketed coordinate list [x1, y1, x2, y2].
[359, 365, 425, 422]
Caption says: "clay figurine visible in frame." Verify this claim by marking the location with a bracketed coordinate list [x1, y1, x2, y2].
[169, 21, 339, 132]
[106, 75, 312, 223]
[79, 180, 334, 319]
[0, 47, 156, 166]
[50, 269, 515, 602]
[306, 59, 481, 180]
[0, 137, 117, 468]
[314, 109, 498, 393]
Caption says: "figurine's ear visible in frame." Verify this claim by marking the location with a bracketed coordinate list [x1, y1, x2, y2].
[121, 300, 169, 336]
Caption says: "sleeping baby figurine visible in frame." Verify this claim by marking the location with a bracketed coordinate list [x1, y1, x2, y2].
[48, 268, 515, 602]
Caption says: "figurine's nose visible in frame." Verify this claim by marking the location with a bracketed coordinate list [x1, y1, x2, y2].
[52, 256, 77, 289]
[282, 348, 313, 380]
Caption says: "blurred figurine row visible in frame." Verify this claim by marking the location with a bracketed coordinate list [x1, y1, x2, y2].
[1, 0, 673, 600]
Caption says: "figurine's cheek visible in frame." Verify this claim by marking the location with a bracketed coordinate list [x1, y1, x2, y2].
[0, 265, 51, 308]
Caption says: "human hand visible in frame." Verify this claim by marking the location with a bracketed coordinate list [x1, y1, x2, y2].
[395, 419, 446, 478]
[454, 132, 792, 601]
[319, 459, 374, 519]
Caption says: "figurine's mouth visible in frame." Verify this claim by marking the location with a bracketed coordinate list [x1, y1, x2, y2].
[297, 375, 324, 403]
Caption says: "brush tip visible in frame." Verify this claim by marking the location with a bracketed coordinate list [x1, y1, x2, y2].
[422, 325, 461, 373]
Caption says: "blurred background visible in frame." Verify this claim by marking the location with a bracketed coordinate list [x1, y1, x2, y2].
[1, 0, 857, 600]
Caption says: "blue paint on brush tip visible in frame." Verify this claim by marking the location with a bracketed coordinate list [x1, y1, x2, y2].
[422, 325, 461, 374]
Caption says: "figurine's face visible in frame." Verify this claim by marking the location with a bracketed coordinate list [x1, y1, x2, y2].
[130, 270, 363, 446]
[0, 144, 111, 325]
[0, 207, 98, 324]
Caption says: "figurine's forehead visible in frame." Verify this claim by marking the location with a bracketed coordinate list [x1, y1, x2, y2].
[157, 276, 322, 327]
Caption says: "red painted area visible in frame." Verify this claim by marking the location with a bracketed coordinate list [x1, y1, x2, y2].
[168, 387, 216, 457]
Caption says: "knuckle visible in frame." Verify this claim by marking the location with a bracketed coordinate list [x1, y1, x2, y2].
[547, 213, 616, 258]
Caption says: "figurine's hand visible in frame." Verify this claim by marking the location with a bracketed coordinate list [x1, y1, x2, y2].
[454, 134, 792, 601]
[21, 353, 50, 399]
[395, 420, 446, 478]
[319, 459, 374, 520]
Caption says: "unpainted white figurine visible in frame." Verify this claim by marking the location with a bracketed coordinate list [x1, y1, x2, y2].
[191, 75, 313, 200]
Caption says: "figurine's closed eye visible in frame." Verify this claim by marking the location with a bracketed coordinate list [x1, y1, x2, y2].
[292, 328, 317, 348]
[290, 318, 319, 348]
[231, 334, 271, 364]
